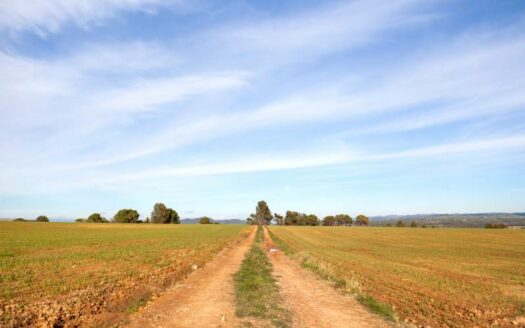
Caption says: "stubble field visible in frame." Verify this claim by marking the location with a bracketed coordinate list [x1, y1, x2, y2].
[0, 222, 248, 327]
[269, 226, 525, 327]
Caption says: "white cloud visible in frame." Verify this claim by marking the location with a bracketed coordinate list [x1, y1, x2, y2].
[204, 0, 437, 66]
[32, 134, 525, 194]
[95, 73, 248, 113]
[369, 135, 525, 161]
[0, 0, 182, 35]
[8, 25, 523, 172]
[1, 0, 525, 209]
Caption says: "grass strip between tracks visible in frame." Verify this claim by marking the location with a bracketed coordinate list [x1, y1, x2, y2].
[234, 226, 290, 328]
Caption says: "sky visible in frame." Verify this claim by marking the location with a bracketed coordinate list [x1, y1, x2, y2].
[1, 0, 525, 220]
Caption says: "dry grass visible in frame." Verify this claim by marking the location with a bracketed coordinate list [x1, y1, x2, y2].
[269, 226, 525, 327]
[0, 222, 248, 326]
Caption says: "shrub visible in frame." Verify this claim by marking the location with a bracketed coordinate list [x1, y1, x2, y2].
[36, 216, 49, 222]
[199, 216, 212, 224]
[75, 218, 85, 223]
[396, 220, 406, 227]
[485, 223, 507, 229]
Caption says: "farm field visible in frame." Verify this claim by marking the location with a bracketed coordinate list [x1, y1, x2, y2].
[0, 222, 248, 327]
[269, 226, 525, 327]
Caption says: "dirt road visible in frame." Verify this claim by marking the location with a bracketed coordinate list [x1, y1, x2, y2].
[125, 226, 389, 328]
[125, 227, 256, 328]
[263, 227, 390, 328]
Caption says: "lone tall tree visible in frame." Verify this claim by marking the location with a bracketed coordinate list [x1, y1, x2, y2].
[249, 200, 273, 225]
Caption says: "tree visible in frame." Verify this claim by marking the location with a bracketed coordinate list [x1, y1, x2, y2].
[284, 211, 300, 225]
[304, 214, 320, 226]
[284, 211, 320, 226]
[334, 214, 352, 226]
[248, 200, 273, 225]
[145, 217, 150, 223]
[36, 215, 49, 222]
[87, 213, 108, 223]
[151, 203, 179, 224]
[13, 218, 26, 222]
[323, 214, 352, 226]
[396, 220, 406, 227]
[199, 216, 212, 224]
[322, 215, 335, 226]
[274, 213, 284, 225]
[410, 221, 418, 228]
[113, 209, 140, 223]
[75, 218, 85, 223]
[355, 214, 369, 226]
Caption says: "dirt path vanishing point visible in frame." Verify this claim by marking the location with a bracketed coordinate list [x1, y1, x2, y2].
[125, 227, 257, 328]
[125, 226, 389, 328]
[263, 227, 391, 328]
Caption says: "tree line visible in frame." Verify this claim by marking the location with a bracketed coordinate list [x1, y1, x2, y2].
[13, 215, 50, 222]
[73, 202, 180, 224]
[14, 203, 214, 224]
[246, 200, 369, 226]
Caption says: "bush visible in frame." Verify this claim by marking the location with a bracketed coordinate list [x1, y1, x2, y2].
[113, 209, 140, 223]
[13, 218, 26, 222]
[36, 216, 49, 222]
[199, 216, 212, 224]
[396, 220, 406, 227]
[485, 223, 506, 229]
[75, 218, 85, 223]
[410, 221, 418, 228]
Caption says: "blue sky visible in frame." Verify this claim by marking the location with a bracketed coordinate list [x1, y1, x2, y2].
[1, 0, 525, 220]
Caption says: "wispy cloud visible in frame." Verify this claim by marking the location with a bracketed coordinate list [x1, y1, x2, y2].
[0, 0, 183, 35]
[1, 1, 524, 216]
[95, 73, 248, 113]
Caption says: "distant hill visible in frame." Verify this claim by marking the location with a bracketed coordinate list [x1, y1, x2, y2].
[370, 213, 525, 227]
[180, 218, 245, 224]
